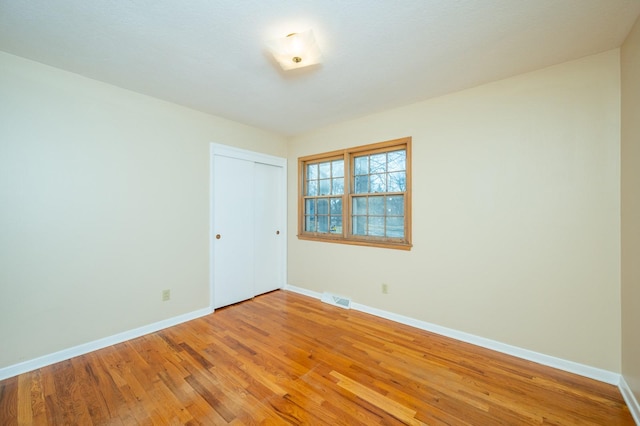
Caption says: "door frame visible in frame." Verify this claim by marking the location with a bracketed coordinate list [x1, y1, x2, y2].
[209, 143, 287, 310]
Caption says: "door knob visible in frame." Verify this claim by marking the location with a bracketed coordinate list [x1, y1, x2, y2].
[216, 234, 221, 239]
[276, 230, 280, 235]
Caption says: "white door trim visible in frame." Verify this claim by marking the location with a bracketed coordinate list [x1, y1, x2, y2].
[209, 143, 287, 310]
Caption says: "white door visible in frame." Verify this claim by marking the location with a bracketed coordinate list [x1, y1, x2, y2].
[254, 162, 284, 295]
[213, 155, 255, 308]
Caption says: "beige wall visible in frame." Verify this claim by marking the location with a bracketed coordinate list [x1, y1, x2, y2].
[0, 52, 287, 369]
[288, 50, 622, 371]
[621, 16, 640, 402]
[0, 44, 627, 377]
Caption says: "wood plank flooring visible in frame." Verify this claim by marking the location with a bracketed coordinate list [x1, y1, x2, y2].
[0, 290, 634, 425]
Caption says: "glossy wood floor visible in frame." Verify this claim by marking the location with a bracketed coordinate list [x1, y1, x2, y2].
[0, 290, 634, 425]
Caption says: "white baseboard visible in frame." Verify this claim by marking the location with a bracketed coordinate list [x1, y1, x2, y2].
[284, 284, 620, 386]
[0, 306, 214, 381]
[620, 376, 640, 425]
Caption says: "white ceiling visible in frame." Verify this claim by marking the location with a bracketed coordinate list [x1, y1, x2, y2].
[1, 1, 639, 136]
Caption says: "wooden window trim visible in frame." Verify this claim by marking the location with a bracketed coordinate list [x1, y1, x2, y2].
[298, 137, 412, 250]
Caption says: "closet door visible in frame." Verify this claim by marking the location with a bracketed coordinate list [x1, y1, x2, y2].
[254, 162, 284, 295]
[212, 155, 255, 308]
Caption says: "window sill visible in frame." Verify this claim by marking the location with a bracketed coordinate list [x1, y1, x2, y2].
[297, 234, 412, 251]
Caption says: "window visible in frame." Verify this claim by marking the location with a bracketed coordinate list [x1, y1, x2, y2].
[298, 137, 412, 250]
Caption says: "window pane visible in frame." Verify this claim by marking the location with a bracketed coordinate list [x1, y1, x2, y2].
[370, 174, 386, 193]
[317, 198, 329, 215]
[307, 180, 318, 196]
[307, 163, 318, 180]
[369, 196, 384, 215]
[386, 196, 404, 215]
[370, 153, 386, 173]
[330, 215, 342, 233]
[319, 179, 331, 195]
[332, 160, 344, 177]
[387, 172, 406, 192]
[354, 156, 368, 175]
[353, 197, 367, 215]
[354, 176, 368, 193]
[332, 178, 344, 194]
[305, 215, 316, 232]
[330, 198, 342, 214]
[368, 216, 385, 236]
[305, 199, 316, 215]
[318, 216, 329, 233]
[386, 217, 404, 237]
[353, 215, 366, 235]
[319, 162, 331, 179]
[388, 150, 406, 172]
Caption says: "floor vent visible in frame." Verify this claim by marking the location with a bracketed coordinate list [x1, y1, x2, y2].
[321, 292, 352, 309]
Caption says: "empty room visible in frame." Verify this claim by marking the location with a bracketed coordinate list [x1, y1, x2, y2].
[1, 1, 639, 424]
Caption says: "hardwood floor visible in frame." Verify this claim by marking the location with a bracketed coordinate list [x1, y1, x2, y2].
[0, 290, 634, 425]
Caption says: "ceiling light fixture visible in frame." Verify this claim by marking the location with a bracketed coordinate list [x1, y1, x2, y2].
[267, 29, 322, 71]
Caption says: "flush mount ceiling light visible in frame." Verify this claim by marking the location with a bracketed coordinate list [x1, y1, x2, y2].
[267, 29, 322, 71]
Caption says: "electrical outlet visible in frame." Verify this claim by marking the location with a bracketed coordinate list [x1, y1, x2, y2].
[162, 289, 171, 301]
[382, 283, 388, 294]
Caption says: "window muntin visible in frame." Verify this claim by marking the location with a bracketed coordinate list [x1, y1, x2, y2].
[351, 149, 406, 238]
[303, 158, 344, 234]
[298, 137, 411, 250]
